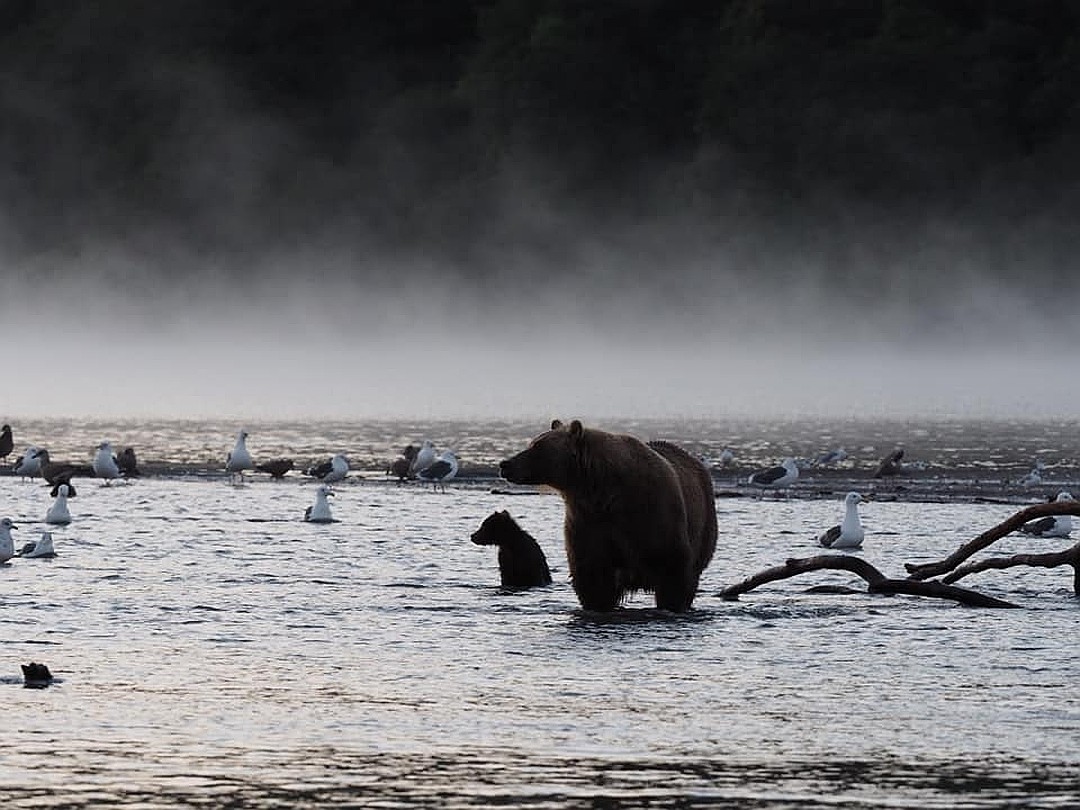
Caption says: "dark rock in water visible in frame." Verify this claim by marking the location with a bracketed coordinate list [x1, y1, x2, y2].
[22, 661, 53, 688]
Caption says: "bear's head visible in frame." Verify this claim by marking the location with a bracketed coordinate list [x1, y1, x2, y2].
[499, 419, 584, 489]
[470, 509, 517, 546]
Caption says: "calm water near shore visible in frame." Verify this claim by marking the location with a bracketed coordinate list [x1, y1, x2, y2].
[2, 417, 1079, 807]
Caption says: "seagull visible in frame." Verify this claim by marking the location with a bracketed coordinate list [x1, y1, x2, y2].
[818, 492, 865, 549]
[92, 442, 121, 484]
[1019, 460, 1045, 487]
[1019, 491, 1075, 538]
[38, 449, 91, 487]
[411, 440, 436, 477]
[0, 424, 13, 463]
[117, 447, 140, 477]
[304, 484, 334, 523]
[748, 457, 799, 492]
[417, 450, 459, 492]
[45, 484, 72, 525]
[18, 530, 56, 558]
[226, 430, 253, 484]
[814, 447, 848, 467]
[12, 447, 42, 480]
[718, 447, 735, 468]
[0, 518, 17, 563]
[873, 448, 905, 479]
[256, 458, 294, 479]
[388, 445, 419, 483]
[306, 454, 349, 483]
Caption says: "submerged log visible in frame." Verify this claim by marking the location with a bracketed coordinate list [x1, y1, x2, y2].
[720, 555, 1017, 608]
[905, 501, 1080, 581]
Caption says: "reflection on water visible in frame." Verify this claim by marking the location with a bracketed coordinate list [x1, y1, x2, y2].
[2, 418, 1080, 807]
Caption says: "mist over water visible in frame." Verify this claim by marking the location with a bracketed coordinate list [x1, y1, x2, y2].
[6, 242, 1079, 422]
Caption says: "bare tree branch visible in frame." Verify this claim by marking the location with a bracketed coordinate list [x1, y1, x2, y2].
[905, 501, 1080, 581]
[720, 555, 1018, 608]
[941, 543, 1080, 595]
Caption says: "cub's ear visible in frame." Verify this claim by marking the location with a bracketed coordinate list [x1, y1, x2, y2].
[550, 419, 563, 430]
[569, 419, 584, 438]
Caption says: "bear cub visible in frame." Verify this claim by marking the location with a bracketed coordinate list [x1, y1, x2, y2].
[471, 510, 553, 588]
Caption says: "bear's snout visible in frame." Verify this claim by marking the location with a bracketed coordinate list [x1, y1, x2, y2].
[498, 458, 519, 482]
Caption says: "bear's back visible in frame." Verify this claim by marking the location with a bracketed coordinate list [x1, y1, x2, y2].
[647, 440, 718, 575]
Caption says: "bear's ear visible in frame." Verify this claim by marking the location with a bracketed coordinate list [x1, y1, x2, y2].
[550, 419, 563, 430]
[500, 509, 510, 517]
[569, 419, 584, 438]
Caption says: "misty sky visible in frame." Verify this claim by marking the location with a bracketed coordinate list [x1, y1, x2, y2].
[4, 5, 1079, 421]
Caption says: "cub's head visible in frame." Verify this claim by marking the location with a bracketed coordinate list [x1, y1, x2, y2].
[470, 509, 518, 546]
[498, 419, 584, 489]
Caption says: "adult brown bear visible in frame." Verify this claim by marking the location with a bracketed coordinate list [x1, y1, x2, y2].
[499, 420, 717, 612]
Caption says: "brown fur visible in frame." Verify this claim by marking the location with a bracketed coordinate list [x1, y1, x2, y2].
[499, 420, 717, 612]
[471, 510, 553, 588]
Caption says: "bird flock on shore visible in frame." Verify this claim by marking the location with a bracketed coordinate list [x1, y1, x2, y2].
[1, 422, 1072, 564]
[0, 423, 462, 561]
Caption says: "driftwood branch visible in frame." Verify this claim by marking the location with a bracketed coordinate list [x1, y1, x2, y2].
[721, 555, 1018, 608]
[905, 501, 1080, 581]
[941, 543, 1080, 594]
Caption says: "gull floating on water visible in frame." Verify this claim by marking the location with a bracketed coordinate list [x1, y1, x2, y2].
[718, 447, 735, 468]
[307, 454, 349, 483]
[417, 450, 459, 492]
[19, 531, 56, 558]
[748, 457, 799, 491]
[93, 442, 121, 484]
[226, 430, 254, 484]
[818, 492, 865, 549]
[0, 518, 17, 563]
[1019, 491, 1074, 538]
[46, 484, 72, 525]
[304, 484, 335, 523]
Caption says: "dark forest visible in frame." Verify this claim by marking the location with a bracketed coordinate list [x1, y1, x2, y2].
[1, 1, 1078, 283]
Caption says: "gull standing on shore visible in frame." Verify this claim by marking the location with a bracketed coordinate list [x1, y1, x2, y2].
[226, 430, 254, 484]
[93, 442, 121, 484]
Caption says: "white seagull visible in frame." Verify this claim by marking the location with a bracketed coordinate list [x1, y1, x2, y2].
[13, 446, 42, 480]
[718, 447, 735, 468]
[226, 430, 254, 484]
[304, 485, 335, 523]
[0, 518, 17, 563]
[748, 457, 799, 491]
[411, 440, 436, 476]
[46, 484, 72, 525]
[814, 447, 848, 467]
[1019, 461, 1044, 487]
[818, 492, 866, 549]
[93, 442, 121, 484]
[1019, 491, 1075, 539]
[307, 454, 349, 483]
[18, 531, 56, 559]
[417, 450, 459, 492]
